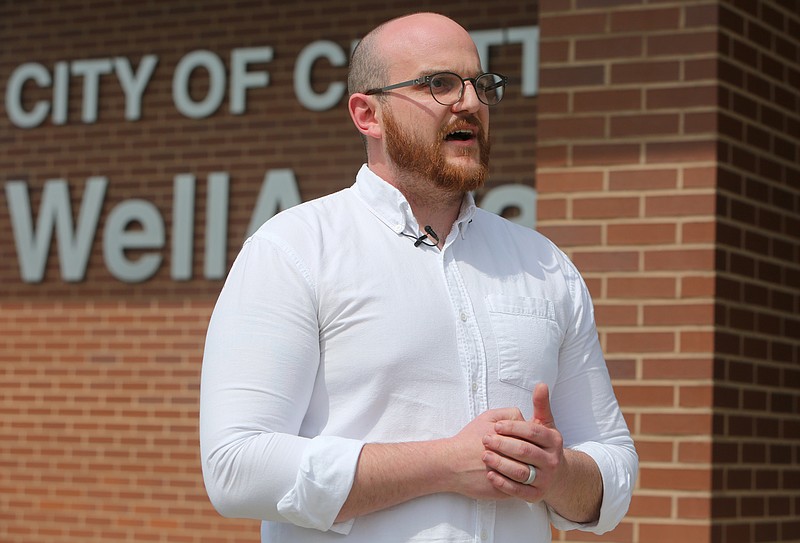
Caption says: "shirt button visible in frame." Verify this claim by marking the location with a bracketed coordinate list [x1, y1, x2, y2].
[481, 530, 488, 540]
[472, 382, 478, 391]
[460, 311, 467, 321]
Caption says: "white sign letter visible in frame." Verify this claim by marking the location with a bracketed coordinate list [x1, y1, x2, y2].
[507, 26, 539, 97]
[103, 200, 165, 283]
[71, 58, 113, 123]
[114, 55, 159, 121]
[172, 50, 226, 119]
[171, 174, 195, 281]
[5, 178, 107, 282]
[230, 47, 272, 115]
[205, 172, 229, 279]
[294, 40, 347, 112]
[479, 184, 537, 229]
[5, 63, 51, 128]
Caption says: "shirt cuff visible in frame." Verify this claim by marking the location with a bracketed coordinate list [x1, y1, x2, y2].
[546, 442, 635, 535]
[276, 435, 365, 534]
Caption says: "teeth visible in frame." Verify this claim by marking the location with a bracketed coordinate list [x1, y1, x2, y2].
[447, 129, 474, 140]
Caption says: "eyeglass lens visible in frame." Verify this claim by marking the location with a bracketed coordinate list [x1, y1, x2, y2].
[430, 73, 505, 105]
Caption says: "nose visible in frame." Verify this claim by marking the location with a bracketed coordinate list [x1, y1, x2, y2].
[451, 80, 482, 114]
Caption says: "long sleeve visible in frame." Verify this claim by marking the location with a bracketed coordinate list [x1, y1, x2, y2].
[545, 250, 638, 534]
[199, 234, 364, 533]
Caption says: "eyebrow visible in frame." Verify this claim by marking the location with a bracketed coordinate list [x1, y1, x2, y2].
[418, 68, 484, 78]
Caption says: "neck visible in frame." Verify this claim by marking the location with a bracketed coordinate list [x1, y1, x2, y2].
[398, 177, 464, 249]
[368, 160, 466, 248]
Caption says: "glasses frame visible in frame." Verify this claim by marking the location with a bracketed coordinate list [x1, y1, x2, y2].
[364, 71, 509, 106]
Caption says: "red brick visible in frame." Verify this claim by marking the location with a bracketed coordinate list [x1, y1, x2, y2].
[685, 111, 717, 134]
[614, 384, 675, 407]
[575, 36, 643, 60]
[681, 275, 715, 298]
[572, 250, 640, 272]
[537, 144, 569, 167]
[680, 330, 715, 353]
[537, 91, 570, 114]
[572, 143, 642, 167]
[646, 140, 718, 164]
[610, 113, 680, 137]
[679, 385, 714, 408]
[607, 223, 676, 245]
[641, 357, 713, 380]
[607, 277, 677, 298]
[682, 221, 716, 243]
[540, 12, 607, 37]
[539, 0, 573, 13]
[538, 116, 606, 140]
[627, 494, 674, 518]
[635, 439, 674, 462]
[539, 39, 570, 63]
[537, 225, 602, 247]
[683, 166, 717, 188]
[608, 168, 678, 191]
[536, 197, 568, 220]
[573, 196, 640, 219]
[677, 496, 712, 519]
[595, 304, 639, 326]
[644, 249, 715, 271]
[610, 7, 681, 32]
[607, 331, 675, 353]
[611, 60, 681, 84]
[647, 31, 718, 56]
[679, 440, 713, 464]
[540, 65, 606, 88]
[646, 85, 717, 110]
[641, 413, 712, 436]
[574, 89, 642, 112]
[644, 303, 714, 326]
[639, 523, 711, 543]
[639, 467, 712, 491]
[536, 171, 604, 193]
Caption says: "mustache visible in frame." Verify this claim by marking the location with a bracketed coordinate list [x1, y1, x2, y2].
[439, 115, 486, 140]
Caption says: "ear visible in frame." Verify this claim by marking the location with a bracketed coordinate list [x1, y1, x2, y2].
[348, 93, 382, 140]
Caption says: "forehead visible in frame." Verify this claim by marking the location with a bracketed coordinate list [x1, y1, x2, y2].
[379, 16, 482, 78]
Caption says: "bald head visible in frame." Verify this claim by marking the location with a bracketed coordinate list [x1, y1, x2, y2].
[348, 13, 479, 96]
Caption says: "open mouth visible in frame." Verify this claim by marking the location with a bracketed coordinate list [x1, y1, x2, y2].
[445, 129, 475, 142]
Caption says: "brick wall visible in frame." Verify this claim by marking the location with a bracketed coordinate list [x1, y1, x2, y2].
[0, 1, 536, 542]
[713, 1, 800, 541]
[537, 1, 799, 542]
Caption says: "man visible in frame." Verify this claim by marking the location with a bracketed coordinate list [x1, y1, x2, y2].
[200, 12, 637, 543]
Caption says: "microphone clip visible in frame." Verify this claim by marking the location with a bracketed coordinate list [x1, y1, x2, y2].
[413, 225, 440, 247]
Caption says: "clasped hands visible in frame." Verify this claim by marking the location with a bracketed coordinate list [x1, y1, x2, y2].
[452, 382, 565, 505]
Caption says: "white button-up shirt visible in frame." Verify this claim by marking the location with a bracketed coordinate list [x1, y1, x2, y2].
[200, 165, 637, 543]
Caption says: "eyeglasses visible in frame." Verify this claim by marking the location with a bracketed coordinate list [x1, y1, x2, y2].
[365, 71, 508, 106]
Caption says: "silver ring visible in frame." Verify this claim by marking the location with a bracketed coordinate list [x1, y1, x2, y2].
[523, 464, 537, 485]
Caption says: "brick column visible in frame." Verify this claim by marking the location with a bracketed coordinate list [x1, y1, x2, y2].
[713, 1, 799, 541]
[537, 1, 721, 541]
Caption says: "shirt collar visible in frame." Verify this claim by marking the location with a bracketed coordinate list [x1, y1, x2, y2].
[351, 164, 477, 240]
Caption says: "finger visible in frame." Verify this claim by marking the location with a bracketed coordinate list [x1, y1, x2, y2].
[533, 383, 555, 428]
[483, 407, 525, 423]
[482, 450, 534, 485]
[493, 419, 556, 448]
[482, 433, 545, 467]
[484, 464, 544, 502]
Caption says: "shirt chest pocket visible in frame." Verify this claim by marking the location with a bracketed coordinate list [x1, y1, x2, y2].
[486, 294, 561, 392]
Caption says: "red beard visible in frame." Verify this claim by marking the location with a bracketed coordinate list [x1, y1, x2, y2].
[383, 109, 490, 194]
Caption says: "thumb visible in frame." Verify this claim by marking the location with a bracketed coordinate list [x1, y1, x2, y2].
[532, 382, 555, 428]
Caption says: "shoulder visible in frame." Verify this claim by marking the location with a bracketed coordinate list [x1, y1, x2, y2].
[250, 187, 355, 242]
[470, 208, 584, 282]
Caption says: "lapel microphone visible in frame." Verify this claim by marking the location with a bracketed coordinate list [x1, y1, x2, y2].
[414, 225, 440, 247]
